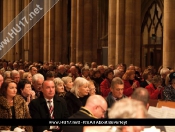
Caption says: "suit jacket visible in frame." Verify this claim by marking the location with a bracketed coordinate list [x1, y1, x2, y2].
[29, 95, 69, 132]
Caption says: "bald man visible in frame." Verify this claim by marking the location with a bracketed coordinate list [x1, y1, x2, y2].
[63, 95, 107, 132]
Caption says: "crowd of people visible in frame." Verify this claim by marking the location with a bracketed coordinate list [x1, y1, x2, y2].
[0, 59, 173, 132]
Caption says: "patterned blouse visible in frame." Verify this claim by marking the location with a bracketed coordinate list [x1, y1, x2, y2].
[163, 85, 175, 101]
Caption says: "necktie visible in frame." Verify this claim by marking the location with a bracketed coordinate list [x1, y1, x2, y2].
[47, 100, 54, 119]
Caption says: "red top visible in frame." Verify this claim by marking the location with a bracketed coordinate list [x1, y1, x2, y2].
[100, 78, 111, 97]
[123, 80, 140, 97]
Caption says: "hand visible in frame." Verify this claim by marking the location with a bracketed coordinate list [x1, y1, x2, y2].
[30, 90, 36, 99]
[132, 82, 137, 89]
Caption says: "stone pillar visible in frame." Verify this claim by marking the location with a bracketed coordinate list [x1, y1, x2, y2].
[115, 0, 125, 64]
[108, 0, 116, 65]
[70, 0, 77, 63]
[124, 0, 141, 66]
[163, 0, 175, 69]
[76, 0, 83, 63]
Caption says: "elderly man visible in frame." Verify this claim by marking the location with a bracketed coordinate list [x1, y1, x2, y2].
[106, 77, 127, 108]
[63, 95, 107, 132]
[10, 70, 20, 84]
[29, 80, 69, 132]
[32, 73, 44, 98]
[29, 65, 38, 76]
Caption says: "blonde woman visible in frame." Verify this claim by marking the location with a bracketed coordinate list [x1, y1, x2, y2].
[23, 72, 32, 84]
[64, 77, 90, 116]
[62, 76, 73, 92]
[53, 77, 66, 97]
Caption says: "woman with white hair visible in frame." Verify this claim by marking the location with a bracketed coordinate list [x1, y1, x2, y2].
[64, 77, 90, 116]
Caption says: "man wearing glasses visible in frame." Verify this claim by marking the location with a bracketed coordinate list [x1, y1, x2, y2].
[106, 77, 127, 108]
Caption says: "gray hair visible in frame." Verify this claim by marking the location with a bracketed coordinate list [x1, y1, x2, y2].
[62, 76, 72, 84]
[111, 77, 123, 89]
[32, 73, 44, 83]
[108, 98, 147, 118]
[70, 77, 89, 97]
[10, 70, 19, 79]
[53, 77, 64, 88]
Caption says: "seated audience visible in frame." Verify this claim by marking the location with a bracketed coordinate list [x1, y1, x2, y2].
[62, 76, 73, 92]
[10, 70, 20, 84]
[100, 68, 114, 97]
[122, 70, 140, 96]
[88, 80, 96, 95]
[29, 80, 69, 132]
[64, 77, 90, 116]
[56, 65, 67, 78]
[54, 77, 66, 97]
[140, 69, 153, 88]
[145, 75, 163, 99]
[23, 72, 32, 84]
[0, 74, 3, 88]
[17, 79, 35, 105]
[106, 77, 127, 108]
[3, 71, 11, 81]
[163, 72, 175, 101]
[46, 71, 55, 80]
[0, 79, 32, 131]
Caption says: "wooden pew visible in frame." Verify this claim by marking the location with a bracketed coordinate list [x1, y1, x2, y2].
[157, 100, 175, 108]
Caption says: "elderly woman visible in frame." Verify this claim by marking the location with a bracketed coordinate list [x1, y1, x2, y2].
[100, 68, 114, 97]
[64, 77, 89, 116]
[53, 77, 66, 97]
[62, 76, 73, 92]
[88, 80, 96, 95]
[0, 79, 32, 131]
[122, 70, 140, 97]
[145, 75, 163, 99]
[17, 79, 35, 105]
[163, 72, 175, 101]
[23, 72, 32, 84]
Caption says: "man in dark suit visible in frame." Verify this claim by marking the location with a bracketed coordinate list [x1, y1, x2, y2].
[63, 95, 107, 132]
[29, 80, 69, 132]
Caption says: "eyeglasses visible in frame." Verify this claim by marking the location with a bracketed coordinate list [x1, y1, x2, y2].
[98, 105, 106, 114]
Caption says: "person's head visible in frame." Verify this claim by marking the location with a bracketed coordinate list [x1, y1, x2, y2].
[41, 80, 55, 99]
[53, 77, 64, 94]
[113, 69, 122, 78]
[23, 72, 32, 83]
[108, 98, 147, 132]
[17, 79, 32, 97]
[93, 70, 101, 78]
[127, 65, 135, 71]
[3, 71, 11, 81]
[97, 65, 105, 74]
[58, 65, 66, 74]
[81, 67, 90, 78]
[110, 77, 124, 99]
[91, 62, 97, 68]
[122, 70, 135, 80]
[131, 87, 149, 110]
[160, 67, 170, 79]
[142, 69, 153, 82]
[10, 70, 20, 84]
[85, 95, 107, 118]
[32, 73, 44, 92]
[0, 74, 4, 88]
[88, 80, 96, 95]
[152, 75, 162, 87]
[70, 77, 89, 98]
[43, 62, 49, 70]
[169, 72, 175, 89]
[29, 65, 38, 76]
[0, 79, 17, 99]
[46, 71, 55, 80]
[104, 68, 114, 80]
[61, 76, 73, 91]
[70, 66, 77, 75]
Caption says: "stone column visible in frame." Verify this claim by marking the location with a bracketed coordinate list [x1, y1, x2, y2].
[115, 0, 125, 64]
[108, 0, 116, 65]
[70, 0, 77, 63]
[163, 0, 175, 69]
[76, 0, 83, 63]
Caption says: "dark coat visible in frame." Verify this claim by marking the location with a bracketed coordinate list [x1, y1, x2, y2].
[140, 80, 149, 88]
[29, 95, 69, 132]
[0, 95, 32, 131]
[64, 92, 89, 117]
[106, 92, 127, 108]
[62, 107, 96, 132]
